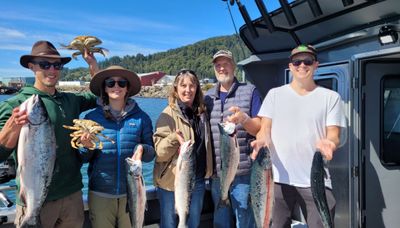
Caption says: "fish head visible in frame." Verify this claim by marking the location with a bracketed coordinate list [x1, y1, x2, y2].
[179, 140, 194, 160]
[218, 122, 236, 136]
[126, 157, 142, 176]
[19, 95, 48, 125]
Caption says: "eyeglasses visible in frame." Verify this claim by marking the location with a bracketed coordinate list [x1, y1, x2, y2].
[291, 58, 315, 67]
[105, 79, 128, 88]
[177, 69, 197, 78]
[31, 61, 64, 70]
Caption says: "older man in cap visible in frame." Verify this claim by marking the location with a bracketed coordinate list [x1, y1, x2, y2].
[251, 44, 346, 227]
[204, 50, 262, 228]
[0, 40, 99, 228]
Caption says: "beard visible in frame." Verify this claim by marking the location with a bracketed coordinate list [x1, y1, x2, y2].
[217, 74, 234, 84]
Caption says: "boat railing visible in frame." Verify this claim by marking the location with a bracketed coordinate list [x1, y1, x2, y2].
[0, 185, 214, 227]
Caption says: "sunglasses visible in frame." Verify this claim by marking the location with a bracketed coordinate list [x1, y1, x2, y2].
[105, 79, 128, 88]
[177, 69, 197, 78]
[291, 58, 315, 67]
[31, 61, 64, 70]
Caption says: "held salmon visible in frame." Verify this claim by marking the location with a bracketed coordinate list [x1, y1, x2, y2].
[126, 157, 146, 228]
[17, 94, 57, 227]
[310, 151, 333, 228]
[174, 140, 195, 228]
[218, 122, 240, 207]
[250, 147, 274, 228]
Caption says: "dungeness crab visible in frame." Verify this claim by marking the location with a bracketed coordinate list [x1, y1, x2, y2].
[63, 119, 115, 150]
[61, 35, 109, 59]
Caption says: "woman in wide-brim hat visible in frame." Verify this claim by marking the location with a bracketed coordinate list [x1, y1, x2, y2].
[79, 65, 155, 228]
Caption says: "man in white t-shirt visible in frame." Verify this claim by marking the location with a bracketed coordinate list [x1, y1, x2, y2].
[251, 44, 346, 228]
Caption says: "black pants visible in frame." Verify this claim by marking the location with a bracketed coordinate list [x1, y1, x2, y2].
[271, 183, 336, 228]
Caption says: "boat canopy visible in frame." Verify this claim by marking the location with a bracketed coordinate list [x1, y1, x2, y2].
[234, 0, 400, 54]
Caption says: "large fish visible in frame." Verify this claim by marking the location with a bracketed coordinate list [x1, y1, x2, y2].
[126, 157, 146, 228]
[218, 122, 240, 207]
[174, 140, 195, 228]
[250, 146, 274, 228]
[17, 94, 57, 227]
[310, 151, 333, 228]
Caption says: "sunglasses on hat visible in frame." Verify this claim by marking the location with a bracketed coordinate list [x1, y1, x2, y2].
[31, 61, 64, 70]
[105, 79, 128, 88]
[291, 58, 315, 67]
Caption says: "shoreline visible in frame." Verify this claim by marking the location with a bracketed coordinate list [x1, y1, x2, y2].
[56, 85, 172, 98]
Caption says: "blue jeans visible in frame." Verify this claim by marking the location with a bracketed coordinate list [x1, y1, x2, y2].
[211, 175, 255, 228]
[157, 177, 206, 228]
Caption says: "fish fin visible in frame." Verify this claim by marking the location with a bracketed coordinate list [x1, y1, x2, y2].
[19, 188, 26, 205]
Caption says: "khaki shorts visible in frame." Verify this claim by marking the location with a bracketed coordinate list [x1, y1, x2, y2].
[88, 191, 131, 228]
[15, 190, 84, 228]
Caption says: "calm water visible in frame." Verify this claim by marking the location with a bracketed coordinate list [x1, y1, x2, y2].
[0, 94, 168, 203]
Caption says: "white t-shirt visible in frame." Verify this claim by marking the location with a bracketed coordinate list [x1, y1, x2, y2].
[258, 84, 346, 188]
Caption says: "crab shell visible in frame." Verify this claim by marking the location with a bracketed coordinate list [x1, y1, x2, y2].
[63, 119, 114, 150]
[61, 35, 108, 59]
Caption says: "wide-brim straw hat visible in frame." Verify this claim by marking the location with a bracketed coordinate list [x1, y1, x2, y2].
[90, 65, 141, 97]
[20, 40, 71, 68]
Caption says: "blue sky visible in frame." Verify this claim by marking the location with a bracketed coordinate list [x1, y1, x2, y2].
[0, 0, 283, 77]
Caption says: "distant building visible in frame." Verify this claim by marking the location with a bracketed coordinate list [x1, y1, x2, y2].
[200, 77, 217, 85]
[138, 71, 166, 86]
[0, 77, 35, 87]
[58, 81, 85, 87]
[153, 75, 176, 87]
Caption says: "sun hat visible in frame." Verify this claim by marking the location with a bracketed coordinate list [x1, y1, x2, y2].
[290, 44, 317, 60]
[90, 65, 141, 97]
[20, 40, 71, 68]
[212, 50, 234, 63]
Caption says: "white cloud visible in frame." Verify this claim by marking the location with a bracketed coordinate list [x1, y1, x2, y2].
[0, 27, 26, 39]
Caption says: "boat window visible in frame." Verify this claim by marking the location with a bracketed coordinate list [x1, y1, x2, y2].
[381, 75, 400, 165]
[315, 77, 338, 91]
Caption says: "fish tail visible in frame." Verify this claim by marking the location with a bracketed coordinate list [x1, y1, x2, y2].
[20, 215, 41, 228]
[218, 198, 231, 208]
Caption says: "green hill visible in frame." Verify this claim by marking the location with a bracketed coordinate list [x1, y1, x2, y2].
[61, 34, 251, 82]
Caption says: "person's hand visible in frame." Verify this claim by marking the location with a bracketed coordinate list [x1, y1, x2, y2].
[250, 137, 272, 160]
[316, 139, 336, 161]
[82, 48, 99, 76]
[82, 48, 96, 65]
[175, 129, 185, 145]
[250, 139, 266, 160]
[227, 106, 250, 125]
[132, 145, 143, 161]
[12, 107, 28, 126]
[0, 107, 28, 146]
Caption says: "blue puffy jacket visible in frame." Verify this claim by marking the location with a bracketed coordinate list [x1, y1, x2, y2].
[80, 99, 155, 195]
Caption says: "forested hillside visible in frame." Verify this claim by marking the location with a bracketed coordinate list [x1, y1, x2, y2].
[61, 34, 251, 81]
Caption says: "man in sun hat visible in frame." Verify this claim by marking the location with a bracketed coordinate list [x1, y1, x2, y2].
[78, 65, 154, 227]
[251, 44, 346, 227]
[204, 49, 262, 228]
[0, 40, 100, 228]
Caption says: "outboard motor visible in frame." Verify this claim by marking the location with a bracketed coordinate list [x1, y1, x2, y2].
[0, 158, 15, 184]
[0, 191, 13, 208]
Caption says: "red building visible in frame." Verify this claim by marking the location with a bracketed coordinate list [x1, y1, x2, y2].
[138, 71, 166, 86]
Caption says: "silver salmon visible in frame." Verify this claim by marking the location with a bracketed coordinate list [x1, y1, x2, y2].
[218, 122, 240, 207]
[17, 94, 56, 227]
[126, 157, 146, 228]
[250, 146, 274, 228]
[310, 151, 333, 228]
[174, 140, 195, 228]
